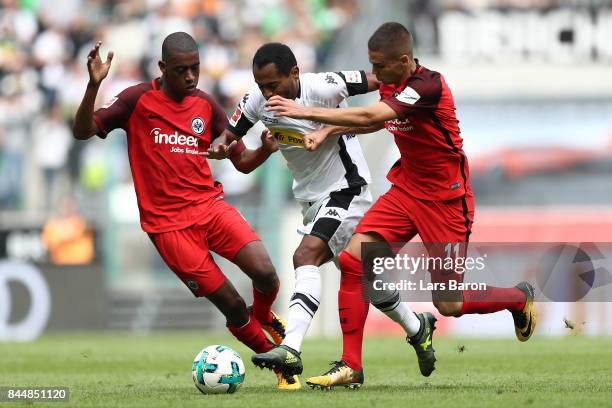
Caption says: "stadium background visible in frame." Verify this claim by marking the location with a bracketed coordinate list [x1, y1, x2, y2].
[1, 0, 612, 344]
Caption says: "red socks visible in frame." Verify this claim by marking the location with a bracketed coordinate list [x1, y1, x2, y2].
[252, 281, 279, 325]
[228, 281, 279, 353]
[228, 317, 273, 353]
[338, 250, 369, 371]
[460, 286, 526, 315]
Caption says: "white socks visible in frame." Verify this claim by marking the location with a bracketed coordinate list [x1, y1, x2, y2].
[371, 290, 421, 337]
[282, 265, 321, 352]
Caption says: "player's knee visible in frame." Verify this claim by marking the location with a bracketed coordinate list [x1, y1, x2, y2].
[338, 250, 363, 278]
[433, 300, 462, 317]
[293, 242, 327, 268]
[254, 266, 278, 293]
[247, 255, 277, 289]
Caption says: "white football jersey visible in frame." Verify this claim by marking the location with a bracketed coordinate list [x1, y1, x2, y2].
[227, 71, 372, 202]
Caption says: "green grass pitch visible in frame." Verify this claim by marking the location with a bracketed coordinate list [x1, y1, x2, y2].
[1, 333, 611, 407]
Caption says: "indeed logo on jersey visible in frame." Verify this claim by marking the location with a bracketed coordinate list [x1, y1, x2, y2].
[150, 128, 204, 155]
[385, 118, 414, 133]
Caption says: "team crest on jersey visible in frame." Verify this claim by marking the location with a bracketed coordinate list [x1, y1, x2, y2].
[187, 280, 200, 291]
[191, 117, 205, 135]
[395, 86, 420, 105]
[341, 71, 362, 83]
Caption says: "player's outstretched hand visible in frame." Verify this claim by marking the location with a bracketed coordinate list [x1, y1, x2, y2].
[260, 129, 279, 153]
[87, 41, 114, 87]
[205, 140, 237, 159]
[303, 128, 331, 151]
[265, 96, 306, 118]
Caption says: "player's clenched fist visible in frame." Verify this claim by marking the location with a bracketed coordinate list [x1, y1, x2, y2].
[87, 41, 114, 87]
[206, 140, 237, 159]
[303, 128, 331, 151]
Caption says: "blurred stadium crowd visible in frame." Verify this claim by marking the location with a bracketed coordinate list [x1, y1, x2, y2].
[0, 0, 358, 213]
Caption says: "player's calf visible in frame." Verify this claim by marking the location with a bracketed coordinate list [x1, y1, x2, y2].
[432, 300, 463, 317]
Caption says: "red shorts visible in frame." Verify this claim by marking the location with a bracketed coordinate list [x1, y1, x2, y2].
[148, 198, 260, 297]
[355, 184, 475, 284]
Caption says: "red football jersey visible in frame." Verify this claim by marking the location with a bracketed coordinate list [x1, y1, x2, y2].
[380, 62, 471, 201]
[94, 78, 244, 233]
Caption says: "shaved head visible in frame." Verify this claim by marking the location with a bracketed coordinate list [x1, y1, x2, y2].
[162, 32, 198, 62]
[368, 22, 413, 59]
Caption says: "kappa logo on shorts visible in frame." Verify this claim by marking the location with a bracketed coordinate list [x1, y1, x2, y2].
[318, 206, 346, 222]
[325, 209, 340, 217]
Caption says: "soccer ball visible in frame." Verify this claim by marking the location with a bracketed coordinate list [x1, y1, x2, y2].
[192, 345, 246, 394]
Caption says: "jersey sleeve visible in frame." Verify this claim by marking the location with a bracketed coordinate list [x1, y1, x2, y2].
[226, 87, 261, 137]
[93, 83, 148, 138]
[334, 70, 368, 96]
[381, 74, 442, 120]
[199, 92, 229, 141]
[310, 71, 368, 107]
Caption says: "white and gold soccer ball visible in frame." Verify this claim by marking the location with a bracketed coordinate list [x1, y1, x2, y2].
[192, 345, 246, 394]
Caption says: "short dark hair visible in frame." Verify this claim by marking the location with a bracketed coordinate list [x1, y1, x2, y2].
[368, 22, 413, 59]
[162, 32, 198, 61]
[252, 43, 297, 76]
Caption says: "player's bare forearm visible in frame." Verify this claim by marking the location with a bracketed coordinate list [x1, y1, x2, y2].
[326, 122, 385, 137]
[267, 96, 396, 127]
[231, 129, 278, 172]
[73, 41, 113, 140]
[300, 106, 384, 127]
[231, 147, 273, 174]
[303, 123, 384, 151]
[73, 83, 100, 140]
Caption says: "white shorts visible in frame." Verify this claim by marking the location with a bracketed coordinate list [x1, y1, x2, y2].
[297, 185, 372, 256]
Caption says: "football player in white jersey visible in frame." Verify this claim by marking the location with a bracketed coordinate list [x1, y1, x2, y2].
[208, 43, 432, 389]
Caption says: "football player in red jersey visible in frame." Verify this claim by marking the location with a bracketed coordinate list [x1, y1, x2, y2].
[72, 32, 296, 388]
[266, 22, 536, 389]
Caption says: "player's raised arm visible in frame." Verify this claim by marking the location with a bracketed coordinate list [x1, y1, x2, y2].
[266, 96, 397, 128]
[73, 41, 114, 140]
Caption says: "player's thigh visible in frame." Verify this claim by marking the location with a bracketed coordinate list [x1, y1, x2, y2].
[354, 185, 418, 250]
[204, 200, 275, 282]
[416, 194, 473, 247]
[301, 185, 371, 263]
[204, 199, 261, 262]
[415, 194, 474, 303]
[149, 228, 226, 297]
